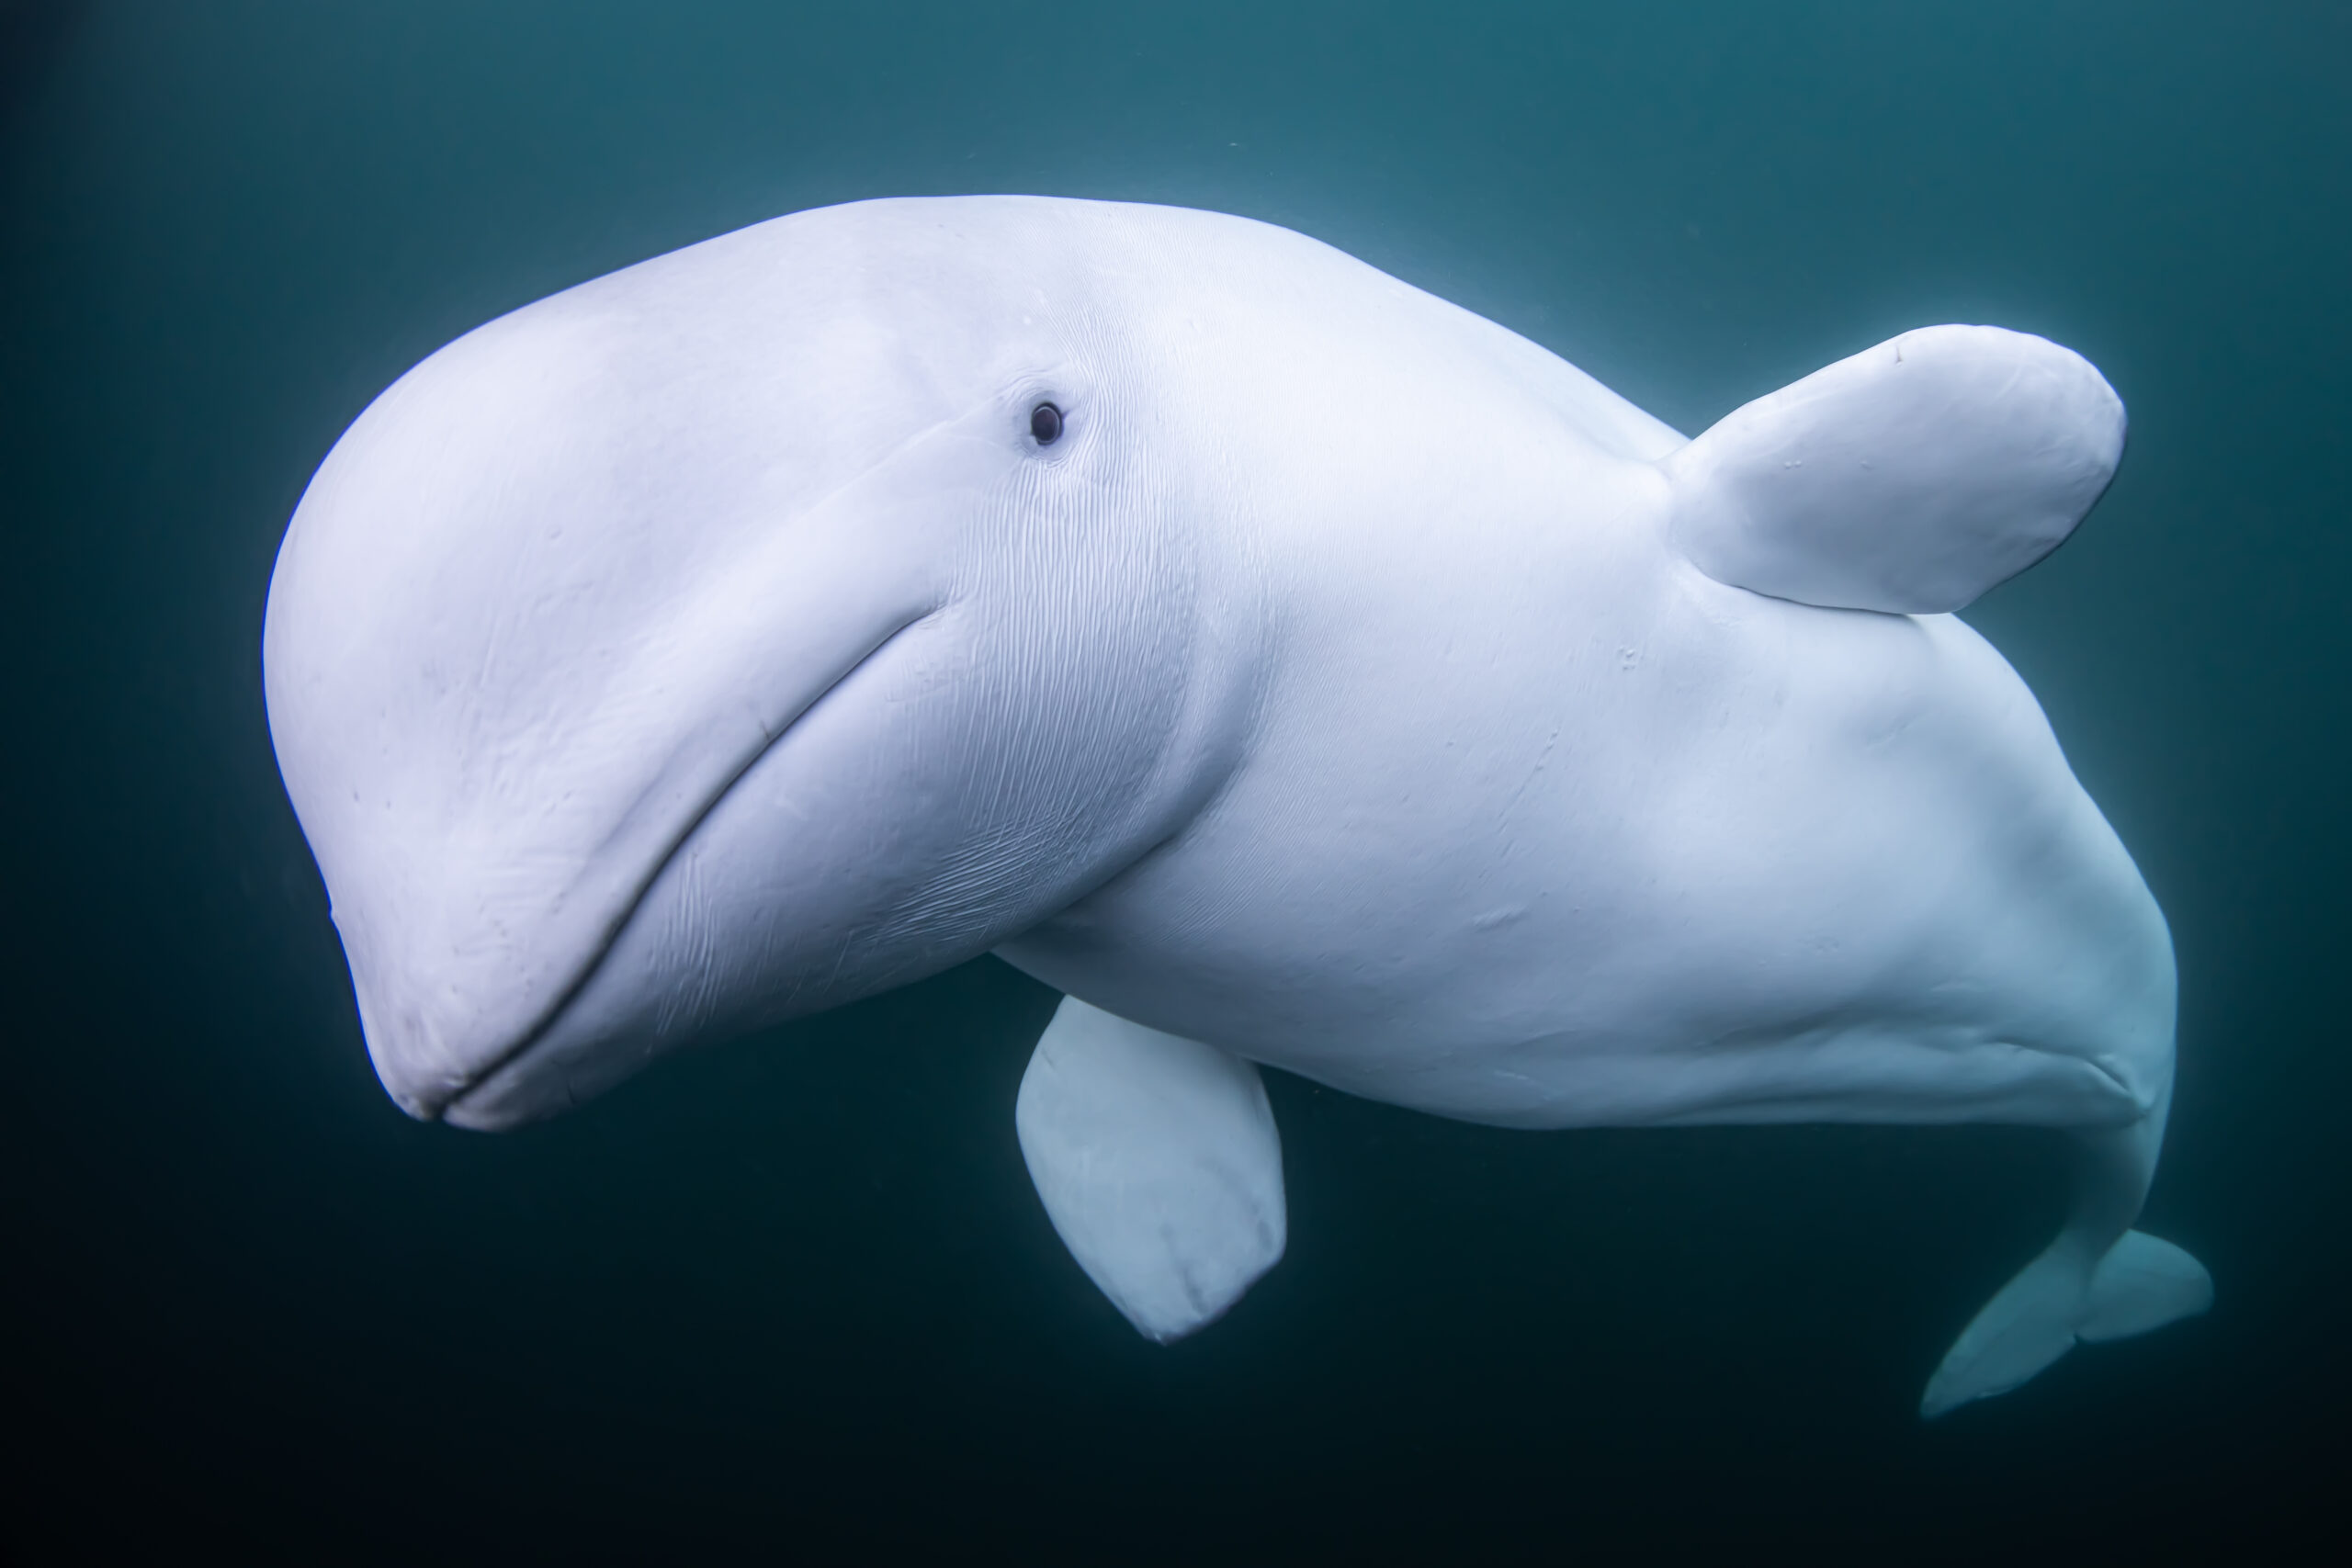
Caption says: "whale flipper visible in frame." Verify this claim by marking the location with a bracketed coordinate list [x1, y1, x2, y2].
[1014, 997, 1286, 1342]
[1922, 1114, 2211, 1417]
[1921, 1228, 2212, 1416]
[1666, 323, 2128, 615]
[2079, 1230, 2215, 1341]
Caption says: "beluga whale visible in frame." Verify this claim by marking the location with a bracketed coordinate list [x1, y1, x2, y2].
[263, 196, 2211, 1416]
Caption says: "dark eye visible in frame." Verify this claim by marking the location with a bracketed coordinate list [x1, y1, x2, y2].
[1030, 402, 1064, 446]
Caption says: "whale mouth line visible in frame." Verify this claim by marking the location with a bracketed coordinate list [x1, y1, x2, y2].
[430, 609, 938, 1124]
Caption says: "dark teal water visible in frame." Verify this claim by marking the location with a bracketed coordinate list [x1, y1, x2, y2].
[4, 3, 2345, 1558]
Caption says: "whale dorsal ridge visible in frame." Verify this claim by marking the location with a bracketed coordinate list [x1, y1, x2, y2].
[1663, 324, 2127, 615]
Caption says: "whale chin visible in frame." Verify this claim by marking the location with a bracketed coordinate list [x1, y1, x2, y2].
[387, 767, 766, 1134]
[432, 987, 653, 1133]
[339, 715, 812, 1130]
[345, 805, 726, 1133]
[358, 698, 814, 1134]
[314, 585, 951, 1128]
[383, 607, 1021, 1133]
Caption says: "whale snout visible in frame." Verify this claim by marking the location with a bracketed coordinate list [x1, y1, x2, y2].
[260, 235, 991, 1124]
[288, 573, 943, 1126]
[334, 598, 939, 1131]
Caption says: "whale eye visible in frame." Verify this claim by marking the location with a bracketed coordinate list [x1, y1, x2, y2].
[1030, 402, 1064, 446]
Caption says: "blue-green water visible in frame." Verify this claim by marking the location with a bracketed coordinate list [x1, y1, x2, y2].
[3, 3, 2344, 1558]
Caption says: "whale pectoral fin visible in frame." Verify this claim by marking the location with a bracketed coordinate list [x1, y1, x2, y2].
[2077, 1230, 2215, 1342]
[1665, 324, 2128, 615]
[1014, 997, 1286, 1343]
[1921, 1117, 2212, 1418]
[1920, 1228, 2212, 1417]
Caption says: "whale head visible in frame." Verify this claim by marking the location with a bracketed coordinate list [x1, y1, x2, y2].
[264, 197, 1262, 1128]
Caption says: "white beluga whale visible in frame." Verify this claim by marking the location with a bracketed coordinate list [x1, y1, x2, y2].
[262, 196, 2211, 1416]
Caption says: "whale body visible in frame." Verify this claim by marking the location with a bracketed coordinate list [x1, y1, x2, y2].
[263, 196, 2210, 1416]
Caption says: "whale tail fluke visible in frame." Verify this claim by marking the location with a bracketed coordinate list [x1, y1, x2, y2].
[1921, 1110, 2211, 1418]
[1920, 1226, 2211, 1417]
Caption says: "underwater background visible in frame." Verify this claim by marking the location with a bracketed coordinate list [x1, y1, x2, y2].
[3, 2, 2345, 1558]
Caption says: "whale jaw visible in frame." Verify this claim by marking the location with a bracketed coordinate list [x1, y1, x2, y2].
[337, 606, 936, 1127]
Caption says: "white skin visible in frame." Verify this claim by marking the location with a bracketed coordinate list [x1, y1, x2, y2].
[264, 197, 2206, 1413]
